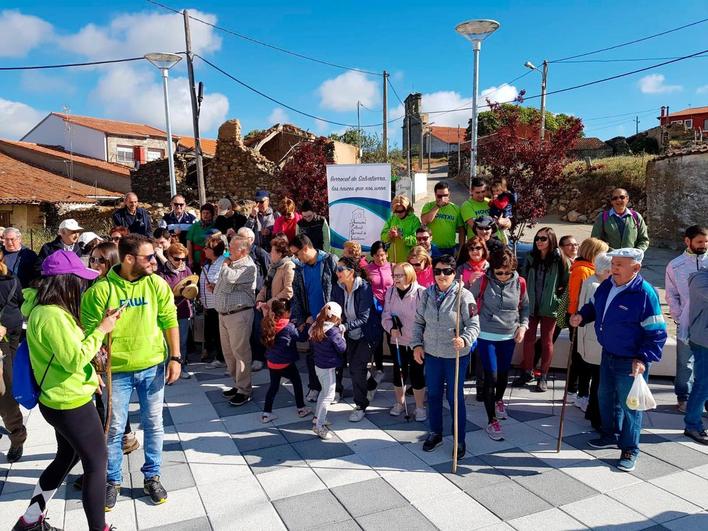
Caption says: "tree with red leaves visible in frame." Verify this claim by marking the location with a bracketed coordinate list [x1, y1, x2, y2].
[478, 102, 583, 247]
[277, 137, 335, 217]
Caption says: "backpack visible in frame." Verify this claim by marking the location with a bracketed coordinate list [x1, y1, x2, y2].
[476, 275, 526, 314]
[12, 340, 55, 410]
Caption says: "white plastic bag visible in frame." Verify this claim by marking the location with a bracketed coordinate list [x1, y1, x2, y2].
[626, 374, 656, 411]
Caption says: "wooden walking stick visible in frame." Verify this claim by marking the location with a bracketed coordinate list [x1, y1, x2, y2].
[556, 328, 576, 453]
[104, 332, 113, 438]
[451, 278, 464, 473]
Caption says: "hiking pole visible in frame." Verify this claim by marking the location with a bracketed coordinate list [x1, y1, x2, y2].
[394, 336, 410, 422]
[556, 328, 576, 453]
[104, 332, 113, 438]
[452, 278, 464, 473]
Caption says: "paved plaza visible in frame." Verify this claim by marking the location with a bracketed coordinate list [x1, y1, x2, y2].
[2, 358, 708, 530]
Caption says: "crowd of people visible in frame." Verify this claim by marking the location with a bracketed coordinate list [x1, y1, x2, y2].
[0, 180, 705, 531]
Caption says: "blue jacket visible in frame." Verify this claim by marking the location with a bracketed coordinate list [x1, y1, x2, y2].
[264, 323, 301, 365]
[291, 251, 338, 326]
[331, 279, 381, 345]
[112, 207, 153, 236]
[311, 325, 347, 369]
[578, 273, 667, 363]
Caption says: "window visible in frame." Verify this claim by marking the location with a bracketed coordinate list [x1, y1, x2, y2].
[116, 145, 134, 163]
[704, 119, 708, 131]
[147, 148, 164, 161]
[670, 120, 683, 125]
[684, 119, 693, 129]
[0, 212, 10, 227]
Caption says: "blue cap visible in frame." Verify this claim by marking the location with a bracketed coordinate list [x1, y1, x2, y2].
[255, 190, 270, 201]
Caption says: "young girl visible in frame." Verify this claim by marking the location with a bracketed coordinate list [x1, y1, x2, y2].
[309, 302, 346, 439]
[261, 299, 311, 423]
[489, 178, 516, 221]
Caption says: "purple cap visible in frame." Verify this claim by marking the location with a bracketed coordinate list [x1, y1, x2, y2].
[42, 250, 99, 280]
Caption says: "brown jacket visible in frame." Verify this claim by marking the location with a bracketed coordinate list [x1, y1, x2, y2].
[256, 260, 295, 306]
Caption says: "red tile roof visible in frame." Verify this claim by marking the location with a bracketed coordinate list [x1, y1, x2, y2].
[429, 126, 466, 145]
[0, 151, 121, 204]
[49, 112, 171, 139]
[178, 136, 217, 156]
[665, 106, 708, 119]
[0, 140, 131, 176]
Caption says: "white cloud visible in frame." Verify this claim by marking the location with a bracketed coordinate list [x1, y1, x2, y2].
[697, 85, 708, 94]
[0, 10, 53, 57]
[0, 98, 45, 139]
[91, 64, 228, 136]
[267, 107, 290, 125]
[21, 71, 76, 95]
[318, 71, 380, 112]
[638, 74, 682, 94]
[314, 119, 329, 133]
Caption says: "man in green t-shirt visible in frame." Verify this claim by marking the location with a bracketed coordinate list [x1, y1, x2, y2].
[461, 178, 510, 241]
[420, 181, 465, 255]
[187, 203, 216, 274]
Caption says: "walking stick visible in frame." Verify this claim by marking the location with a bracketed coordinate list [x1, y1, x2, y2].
[452, 279, 464, 473]
[104, 332, 113, 438]
[394, 336, 410, 422]
[556, 328, 576, 453]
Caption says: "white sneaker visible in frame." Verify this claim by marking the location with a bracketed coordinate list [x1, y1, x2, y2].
[180, 367, 191, 379]
[314, 426, 333, 440]
[495, 400, 507, 420]
[349, 407, 366, 422]
[331, 392, 341, 404]
[367, 389, 376, 402]
[206, 359, 225, 369]
[251, 360, 264, 372]
[306, 389, 320, 403]
[390, 403, 405, 416]
[577, 395, 589, 413]
[312, 416, 331, 426]
[414, 407, 427, 422]
[374, 370, 385, 384]
[486, 420, 504, 441]
[261, 412, 277, 423]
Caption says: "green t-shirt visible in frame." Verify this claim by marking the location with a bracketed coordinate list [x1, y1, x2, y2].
[187, 222, 215, 264]
[421, 201, 463, 249]
[461, 198, 491, 238]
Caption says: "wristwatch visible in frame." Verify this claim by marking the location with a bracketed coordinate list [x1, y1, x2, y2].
[169, 356, 182, 363]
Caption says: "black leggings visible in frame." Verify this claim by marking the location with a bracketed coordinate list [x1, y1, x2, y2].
[264, 364, 305, 413]
[38, 401, 106, 531]
[205, 308, 224, 362]
[389, 343, 425, 389]
[483, 369, 510, 423]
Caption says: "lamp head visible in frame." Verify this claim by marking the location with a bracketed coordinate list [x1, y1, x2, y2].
[524, 61, 536, 70]
[455, 19, 500, 42]
[144, 52, 182, 70]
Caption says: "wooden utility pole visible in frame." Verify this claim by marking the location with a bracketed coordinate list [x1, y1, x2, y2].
[382, 71, 389, 159]
[539, 60, 548, 141]
[634, 116, 640, 135]
[183, 10, 207, 205]
[457, 125, 461, 174]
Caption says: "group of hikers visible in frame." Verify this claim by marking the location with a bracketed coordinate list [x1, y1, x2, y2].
[0, 178, 706, 531]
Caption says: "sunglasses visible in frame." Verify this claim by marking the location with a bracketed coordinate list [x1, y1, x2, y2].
[172, 202, 185, 207]
[563, 242, 579, 247]
[494, 270, 513, 277]
[416, 235, 430, 241]
[434, 267, 455, 276]
[133, 253, 156, 262]
[89, 256, 109, 265]
[257, 199, 267, 204]
[612, 195, 627, 201]
[534, 236, 549, 242]
[409, 261, 422, 268]
[469, 245, 484, 251]
[435, 194, 449, 199]
[336, 265, 352, 273]
[170, 256, 187, 262]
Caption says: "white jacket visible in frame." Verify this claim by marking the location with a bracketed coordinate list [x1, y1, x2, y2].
[576, 275, 603, 365]
[665, 251, 708, 343]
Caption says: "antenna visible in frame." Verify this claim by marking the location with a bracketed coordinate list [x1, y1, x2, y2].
[63, 104, 74, 183]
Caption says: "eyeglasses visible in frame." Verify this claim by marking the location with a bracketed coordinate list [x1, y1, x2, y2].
[434, 267, 455, 276]
[111, 236, 122, 242]
[409, 261, 422, 268]
[563, 242, 579, 247]
[89, 256, 109, 265]
[534, 236, 549, 242]
[133, 253, 156, 262]
[336, 265, 352, 272]
[612, 195, 627, 201]
[172, 202, 185, 207]
[494, 270, 513, 277]
[257, 199, 267, 204]
[477, 227, 492, 232]
[170, 256, 187, 262]
[416, 235, 430, 241]
[469, 246, 484, 251]
[393, 274, 406, 279]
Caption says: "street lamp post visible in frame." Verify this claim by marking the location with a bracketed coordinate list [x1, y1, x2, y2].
[145, 52, 183, 198]
[455, 19, 500, 189]
[524, 60, 549, 140]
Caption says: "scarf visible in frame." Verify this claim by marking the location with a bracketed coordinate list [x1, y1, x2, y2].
[274, 318, 290, 334]
[164, 259, 186, 274]
[434, 281, 456, 309]
[264, 257, 291, 300]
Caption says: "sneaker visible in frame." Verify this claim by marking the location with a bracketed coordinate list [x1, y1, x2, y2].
[122, 432, 140, 455]
[6, 444, 23, 463]
[314, 426, 333, 440]
[144, 476, 168, 505]
[533, 376, 548, 392]
[617, 450, 637, 472]
[566, 392, 577, 404]
[312, 417, 331, 426]
[374, 370, 385, 384]
[105, 482, 120, 512]
[261, 412, 277, 423]
[306, 389, 320, 403]
[206, 359, 225, 369]
[588, 436, 618, 449]
[486, 420, 504, 441]
[331, 392, 341, 404]
[366, 389, 376, 402]
[684, 429, 708, 445]
[495, 400, 507, 420]
[512, 371, 534, 387]
[349, 407, 366, 422]
[229, 393, 252, 407]
[180, 366, 191, 379]
[251, 360, 264, 372]
[297, 407, 312, 418]
[414, 407, 427, 422]
[11, 515, 61, 531]
[222, 387, 238, 398]
[677, 400, 687, 413]
[576, 396, 589, 413]
[390, 403, 405, 416]
[422, 432, 443, 452]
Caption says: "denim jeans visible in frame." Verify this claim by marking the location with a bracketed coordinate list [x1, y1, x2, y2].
[425, 353, 470, 436]
[684, 342, 708, 432]
[107, 363, 165, 483]
[598, 352, 649, 454]
[674, 339, 694, 402]
[178, 318, 190, 367]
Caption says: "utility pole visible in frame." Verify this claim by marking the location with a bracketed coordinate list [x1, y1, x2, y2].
[634, 116, 640, 135]
[183, 9, 207, 205]
[539, 60, 548, 141]
[382, 71, 388, 159]
[356, 101, 361, 161]
[457, 125, 461, 175]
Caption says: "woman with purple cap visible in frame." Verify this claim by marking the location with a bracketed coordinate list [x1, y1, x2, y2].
[13, 251, 121, 531]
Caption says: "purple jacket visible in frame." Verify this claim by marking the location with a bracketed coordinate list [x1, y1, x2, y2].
[265, 323, 301, 365]
[158, 264, 193, 319]
[381, 282, 425, 347]
[311, 325, 347, 369]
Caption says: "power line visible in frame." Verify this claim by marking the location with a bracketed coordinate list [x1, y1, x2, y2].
[551, 17, 708, 63]
[0, 56, 147, 71]
[387, 77, 406, 106]
[195, 54, 403, 128]
[557, 54, 708, 64]
[583, 109, 657, 122]
[147, 0, 382, 76]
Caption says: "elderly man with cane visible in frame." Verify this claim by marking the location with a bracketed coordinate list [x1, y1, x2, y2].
[570, 248, 667, 472]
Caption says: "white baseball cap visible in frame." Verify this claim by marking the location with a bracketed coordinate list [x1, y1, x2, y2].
[326, 302, 343, 319]
[607, 248, 644, 264]
[78, 232, 102, 246]
[59, 219, 83, 232]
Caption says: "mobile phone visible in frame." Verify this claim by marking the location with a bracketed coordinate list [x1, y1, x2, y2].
[117, 301, 130, 313]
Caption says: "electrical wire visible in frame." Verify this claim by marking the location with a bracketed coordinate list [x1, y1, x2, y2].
[146, 0, 382, 76]
[557, 54, 708, 64]
[550, 17, 708, 63]
[583, 109, 657, 122]
[0, 56, 148, 71]
[387, 77, 406, 106]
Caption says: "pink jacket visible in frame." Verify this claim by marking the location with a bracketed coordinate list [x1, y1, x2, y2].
[366, 262, 394, 303]
[416, 266, 434, 288]
[381, 282, 425, 346]
[459, 259, 488, 288]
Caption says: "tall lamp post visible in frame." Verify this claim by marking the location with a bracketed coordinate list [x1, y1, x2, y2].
[524, 60, 548, 140]
[145, 52, 182, 198]
[455, 19, 500, 189]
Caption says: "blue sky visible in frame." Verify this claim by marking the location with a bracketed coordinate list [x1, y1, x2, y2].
[1, 0, 706, 143]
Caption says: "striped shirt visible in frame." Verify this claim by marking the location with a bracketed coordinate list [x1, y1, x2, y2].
[214, 255, 257, 314]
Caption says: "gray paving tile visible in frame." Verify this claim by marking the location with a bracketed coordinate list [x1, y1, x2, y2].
[332, 477, 408, 517]
[273, 489, 351, 530]
[356, 504, 437, 531]
[642, 440, 708, 470]
[242, 443, 306, 475]
[433, 456, 510, 491]
[515, 469, 598, 506]
[563, 431, 604, 450]
[311, 520, 362, 531]
[470, 480, 552, 520]
[193, 371, 227, 382]
[212, 398, 261, 418]
[128, 462, 195, 500]
[507, 409, 553, 422]
[628, 452, 682, 481]
[143, 516, 211, 531]
[663, 513, 708, 530]
[478, 448, 552, 478]
[279, 420, 319, 443]
[232, 427, 288, 452]
[205, 388, 229, 404]
[292, 436, 354, 461]
[383, 421, 430, 444]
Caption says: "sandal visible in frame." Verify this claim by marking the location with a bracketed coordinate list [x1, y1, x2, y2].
[298, 407, 312, 418]
[261, 412, 277, 423]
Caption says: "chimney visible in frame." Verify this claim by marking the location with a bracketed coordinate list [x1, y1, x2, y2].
[660, 106, 665, 118]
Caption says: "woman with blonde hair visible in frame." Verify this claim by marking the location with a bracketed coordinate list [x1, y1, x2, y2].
[408, 245, 433, 288]
[381, 195, 421, 262]
[273, 197, 302, 242]
[343, 240, 368, 268]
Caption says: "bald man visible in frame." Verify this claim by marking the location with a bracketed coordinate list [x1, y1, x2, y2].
[112, 192, 153, 236]
[591, 188, 649, 251]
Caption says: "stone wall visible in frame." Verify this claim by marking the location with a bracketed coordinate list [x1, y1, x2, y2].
[646, 149, 708, 249]
[130, 154, 190, 205]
